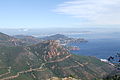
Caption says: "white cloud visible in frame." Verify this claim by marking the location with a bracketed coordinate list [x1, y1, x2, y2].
[54, 0, 120, 25]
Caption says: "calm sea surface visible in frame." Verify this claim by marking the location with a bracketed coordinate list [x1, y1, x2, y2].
[68, 28, 120, 59]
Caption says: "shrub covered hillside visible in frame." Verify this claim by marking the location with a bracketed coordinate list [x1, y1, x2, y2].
[0, 32, 115, 80]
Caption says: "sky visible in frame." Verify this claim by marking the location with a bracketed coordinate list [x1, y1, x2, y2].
[0, 0, 120, 29]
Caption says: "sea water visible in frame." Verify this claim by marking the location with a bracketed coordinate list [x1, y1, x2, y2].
[68, 28, 120, 59]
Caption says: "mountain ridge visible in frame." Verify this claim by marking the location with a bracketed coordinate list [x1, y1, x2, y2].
[0, 32, 114, 80]
[0, 32, 25, 46]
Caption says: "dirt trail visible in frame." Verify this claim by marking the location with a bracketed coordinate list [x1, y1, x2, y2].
[48, 54, 72, 63]
[0, 54, 72, 80]
[75, 61, 88, 67]
[63, 61, 89, 69]
[0, 63, 46, 80]
[0, 67, 11, 78]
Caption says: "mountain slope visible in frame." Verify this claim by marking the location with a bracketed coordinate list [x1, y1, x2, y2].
[0, 32, 25, 46]
[14, 35, 42, 45]
[42, 34, 68, 40]
[0, 40, 114, 80]
[42, 34, 88, 45]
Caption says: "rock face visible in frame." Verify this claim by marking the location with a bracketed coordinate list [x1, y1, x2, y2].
[0, 32, 115, 80]
[30, 40, 70, 62]
[47, 77, 80, 80]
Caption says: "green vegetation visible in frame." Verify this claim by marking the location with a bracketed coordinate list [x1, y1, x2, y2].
[0, 32, 115, 80]
[103, 75, 120, 80]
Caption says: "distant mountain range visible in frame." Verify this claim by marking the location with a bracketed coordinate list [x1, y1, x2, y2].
[0, 32, 115, 80]
[0, 28, 91, 36]
[42, 34, 69, 40]
[42, 34, 88, 45]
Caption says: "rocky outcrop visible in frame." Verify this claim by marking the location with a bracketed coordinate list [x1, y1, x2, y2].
[47, 77, 80, 80]
[47, 40, 69, 58]
[29, 40, 70, 62]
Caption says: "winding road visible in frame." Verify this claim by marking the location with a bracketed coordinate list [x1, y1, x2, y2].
[0, 54, 85, 80]
[0, 63, 46, 80]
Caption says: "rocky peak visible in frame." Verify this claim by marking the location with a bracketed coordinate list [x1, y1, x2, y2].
[30, 40, 70, 61]
[47, 40, 69, 58]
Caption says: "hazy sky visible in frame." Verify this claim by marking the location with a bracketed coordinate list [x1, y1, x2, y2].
[0, 0, 120, 29]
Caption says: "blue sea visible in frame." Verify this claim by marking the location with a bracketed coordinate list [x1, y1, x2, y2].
[67, 28, 120, 59]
